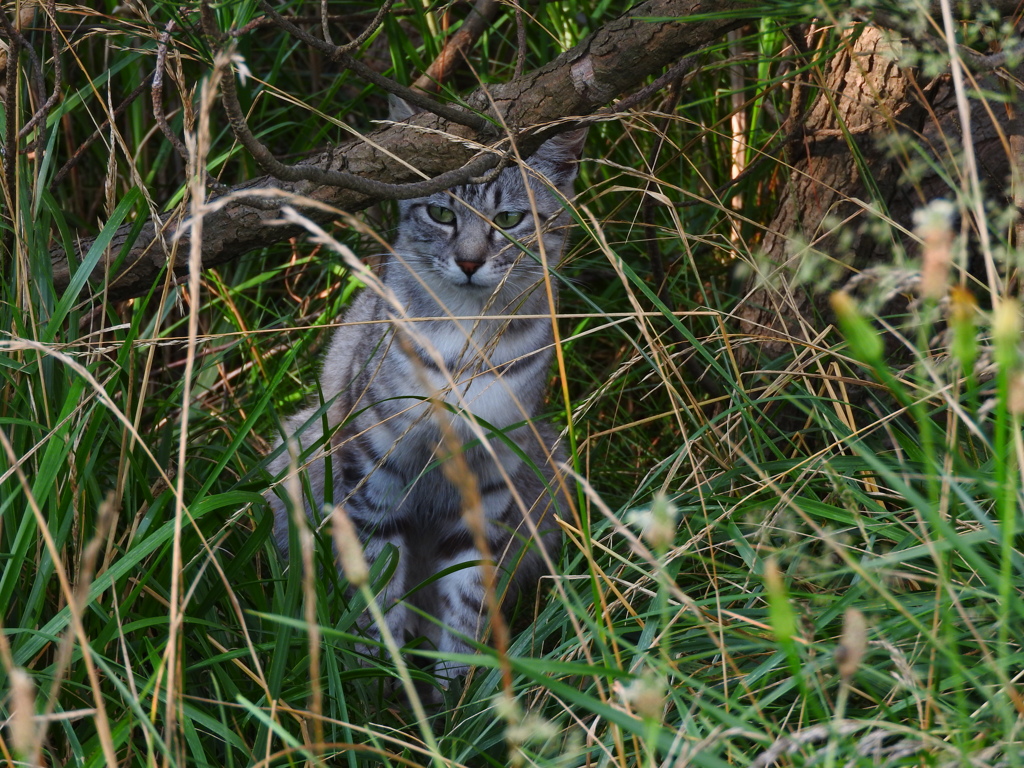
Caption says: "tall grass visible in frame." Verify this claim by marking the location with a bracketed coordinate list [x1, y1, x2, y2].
[2, 1, 1023, 767]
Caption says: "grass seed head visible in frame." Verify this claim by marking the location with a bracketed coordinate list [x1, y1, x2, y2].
[331, 504, 369, 587]
[913, 199, 955, 300]
[617, 670, 667, 721]
[830, 291, 883, 364]
[836, 608, 868, 681]
[9, 668, 37, 757]
[626, 493, 679, 551]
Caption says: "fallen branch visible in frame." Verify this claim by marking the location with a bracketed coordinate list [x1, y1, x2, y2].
[53, 0, 748, 301]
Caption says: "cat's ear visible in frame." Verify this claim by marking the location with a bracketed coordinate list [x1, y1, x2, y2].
[388, 95, 419, 122]
[530, 127, 588, 190]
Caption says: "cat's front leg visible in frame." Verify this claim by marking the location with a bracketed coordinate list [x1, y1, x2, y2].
[352, 531, 411, 664]
[428, 479, 549, 682]
[431, 553, 487, 682]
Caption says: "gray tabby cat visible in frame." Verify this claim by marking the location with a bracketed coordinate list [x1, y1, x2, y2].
[267, 104, 583, 683]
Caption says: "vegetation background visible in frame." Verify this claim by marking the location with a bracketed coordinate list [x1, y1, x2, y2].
[1, 1, 1023, 767]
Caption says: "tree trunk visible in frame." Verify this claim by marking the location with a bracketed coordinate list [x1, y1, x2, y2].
[734, 22, 1023, 368]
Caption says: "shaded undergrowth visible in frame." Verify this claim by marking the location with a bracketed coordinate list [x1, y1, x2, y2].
[2, 2, 1023, 768]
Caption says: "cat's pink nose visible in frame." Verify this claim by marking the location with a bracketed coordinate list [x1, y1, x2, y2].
[456, 260, 482, 276]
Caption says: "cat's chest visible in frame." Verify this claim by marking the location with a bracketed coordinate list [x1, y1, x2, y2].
[399, 320, 543, 426]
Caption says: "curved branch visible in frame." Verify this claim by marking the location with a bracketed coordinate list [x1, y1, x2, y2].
[153, 20, 189, 166]
[325, 0, 395, 53]
[53, 0, 749, 300]
[17, 0, 61, 142]
[412, 0, 502, 93]
[215, 27, 504, 198]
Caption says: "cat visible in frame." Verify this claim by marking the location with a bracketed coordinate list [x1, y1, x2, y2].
[266, 102, 583, 685]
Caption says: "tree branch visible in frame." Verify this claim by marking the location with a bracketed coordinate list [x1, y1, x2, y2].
[412, 0, 502, 93]
[53, 0, 748, 301]
[213, 15, 506, 199]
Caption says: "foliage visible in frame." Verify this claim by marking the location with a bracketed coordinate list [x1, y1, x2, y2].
[1, 1, 1023, 768]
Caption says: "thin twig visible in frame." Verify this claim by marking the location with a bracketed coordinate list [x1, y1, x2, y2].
[0, 2, 35, 72]
[514, 4, 527, 78]
[228, 8, 415, 38]
[598, 48, 707, 116]
[155, 18, 227, 192]
[319, 0, 333, 46]
[17, 0, 61, 141]
[345, 51, 493, 131]
[332, 0, 395, 54]
[953, 39, 1024, 72]
[50, 78, 151, 190]
[467, 146, 515, 184]
[153, 20, 190, 166]
[0, 6, 44, 109]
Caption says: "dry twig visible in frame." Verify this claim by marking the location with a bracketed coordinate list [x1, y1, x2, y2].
[412, 0, 501, 93]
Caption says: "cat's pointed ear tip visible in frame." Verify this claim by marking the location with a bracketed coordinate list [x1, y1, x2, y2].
[565, 126, 589, 155]
[533, 126, 588, 168]
[545, 126, 588, 158]
[388, 95, 418, 122]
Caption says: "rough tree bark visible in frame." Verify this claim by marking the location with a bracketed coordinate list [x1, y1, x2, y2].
[734, 22, 1023, 368]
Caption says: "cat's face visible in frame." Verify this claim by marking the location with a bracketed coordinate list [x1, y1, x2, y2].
[392, 131, 586, 300]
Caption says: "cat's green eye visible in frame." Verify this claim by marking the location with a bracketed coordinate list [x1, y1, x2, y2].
[427, 204, 456, 224]
[494, 211, 525, 229]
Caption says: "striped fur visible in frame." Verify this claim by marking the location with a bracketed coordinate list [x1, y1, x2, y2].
[267, 122, 583, 682]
